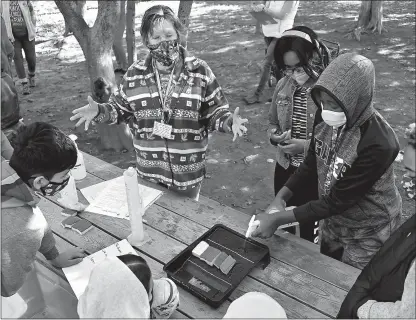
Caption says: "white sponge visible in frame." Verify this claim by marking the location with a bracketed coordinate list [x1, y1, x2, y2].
[192, 241, 209, 258]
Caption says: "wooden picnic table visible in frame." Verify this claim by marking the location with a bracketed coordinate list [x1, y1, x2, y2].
[36, 151, 361, 319]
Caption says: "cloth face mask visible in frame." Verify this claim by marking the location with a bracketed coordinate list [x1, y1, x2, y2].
[39, 176, 70, 196]
[292, 69, 310, 85]
[148, 40, 180, 67]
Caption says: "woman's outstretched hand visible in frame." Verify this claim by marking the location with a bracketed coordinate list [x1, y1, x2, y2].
[70, 96, 99, 131]
[231, 107, 248, 142]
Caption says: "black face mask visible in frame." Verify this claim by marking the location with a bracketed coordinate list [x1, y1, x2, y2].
[38, 176, 70, 196]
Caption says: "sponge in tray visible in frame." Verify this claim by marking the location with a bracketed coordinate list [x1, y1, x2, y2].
[200, 246, 222, 266]
[192, 241, 209, 258]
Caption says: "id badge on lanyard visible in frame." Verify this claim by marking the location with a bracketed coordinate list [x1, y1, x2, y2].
[153, 61, 175, 139]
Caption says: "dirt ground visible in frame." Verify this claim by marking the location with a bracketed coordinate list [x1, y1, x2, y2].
[21, 1, 415, 219]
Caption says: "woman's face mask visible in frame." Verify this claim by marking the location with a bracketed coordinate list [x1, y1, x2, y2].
[321, 102, 347, 128]
[148, 40, 180, 67]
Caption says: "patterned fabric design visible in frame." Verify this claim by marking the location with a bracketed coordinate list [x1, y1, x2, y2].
[290, 85, 308, 167]
[95, 46, 231, 189]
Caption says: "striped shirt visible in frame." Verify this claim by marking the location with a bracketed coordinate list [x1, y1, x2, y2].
[290, 85, 308, 167]
[94, 47, 231, 192]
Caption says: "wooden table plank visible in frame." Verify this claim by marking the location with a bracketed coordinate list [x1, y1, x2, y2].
[82, 152, 360, 292]
[76, 201, 328, 319]
[62, 171, 335, 318]
[37, 198, 228, 319]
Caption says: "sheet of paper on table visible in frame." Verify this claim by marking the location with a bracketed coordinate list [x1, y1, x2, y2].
[62, 239, 137, 299]
[80, 176, 163, 219]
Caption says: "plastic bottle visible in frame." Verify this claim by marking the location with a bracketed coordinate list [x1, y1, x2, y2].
[124, 167, 148, 247]
[69, 134, 87, 180]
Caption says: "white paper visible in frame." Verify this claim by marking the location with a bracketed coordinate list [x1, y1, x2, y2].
[81, 176, 163, 219]
[62, 239, 138, 299]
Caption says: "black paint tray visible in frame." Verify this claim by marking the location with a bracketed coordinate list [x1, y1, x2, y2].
[163, 224, 270, 308]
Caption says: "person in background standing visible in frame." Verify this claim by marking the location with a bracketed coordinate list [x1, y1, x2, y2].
[244, 0, 299, 105]
[268, 26, 332, 243]
[2, 0, 36, 95]
[1, 16, 14, 77]
[1, 18, 24, 143]
[70, 5, 248, 201]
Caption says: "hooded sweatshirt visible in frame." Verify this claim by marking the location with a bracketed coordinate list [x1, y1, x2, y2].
[77, 257, 151, 318]
[1, 157, 59, 297]
[285, 53, 402, 234]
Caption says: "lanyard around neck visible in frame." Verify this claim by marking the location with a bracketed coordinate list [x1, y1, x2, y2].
[153, 60, 176, 113]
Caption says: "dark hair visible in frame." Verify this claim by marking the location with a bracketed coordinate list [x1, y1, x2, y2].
[274, 26, 328, 79]
[9, 122, 77, 182]
[140, 5, 186, 46]
[118, 254, 152, 294]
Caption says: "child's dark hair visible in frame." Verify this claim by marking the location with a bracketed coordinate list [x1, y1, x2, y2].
[274, 26, 330, 79]
[118, 254, 152, 294]
[140, 5, 186, 46]
[9, 122, 77, 182]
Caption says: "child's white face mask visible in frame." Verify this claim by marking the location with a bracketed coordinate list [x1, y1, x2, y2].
[321, 102, 347, 128]
[292, 69, 309, 85]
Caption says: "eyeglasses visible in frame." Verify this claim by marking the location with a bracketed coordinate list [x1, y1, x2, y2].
[282, 65, 305, 76]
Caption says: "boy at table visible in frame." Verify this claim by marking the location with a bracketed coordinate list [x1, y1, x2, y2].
[1, 122, 85, 297]
[252, 53, 402, 269]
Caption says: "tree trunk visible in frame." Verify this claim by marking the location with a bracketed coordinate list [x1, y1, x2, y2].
[346, 0, 385, 41]
[56, 1, 133, 151]
[367, 0, 385, 34]
[63, 1, 86, 37]
[356, 1, 372, 29]
[126, 0, 136, 66]
[177, 0, 193, 48]
[112, 0, 128, 71]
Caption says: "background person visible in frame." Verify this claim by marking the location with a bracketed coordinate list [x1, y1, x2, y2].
[2, 0, 37, 95]
[269, 26, 332, 243]
[244, 0, 299, 105]
[70, 5, 248, 201]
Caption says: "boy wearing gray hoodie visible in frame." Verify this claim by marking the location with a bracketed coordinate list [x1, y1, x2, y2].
[1, 123, 85, 297]
[252, 53, 402, 269]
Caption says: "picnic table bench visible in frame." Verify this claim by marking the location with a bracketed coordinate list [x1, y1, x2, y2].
[36, 151, 361, 319]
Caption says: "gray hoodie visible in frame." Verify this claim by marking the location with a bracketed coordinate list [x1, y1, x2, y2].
[285, 54, 402, 264]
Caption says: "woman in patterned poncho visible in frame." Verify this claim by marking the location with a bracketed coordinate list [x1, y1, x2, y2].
[71, 5, 248, 200]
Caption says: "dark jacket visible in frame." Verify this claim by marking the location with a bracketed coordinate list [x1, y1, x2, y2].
[286, 54, 402, 229]
[337, 214, 416, 318]
[1, 71, 21, 131]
